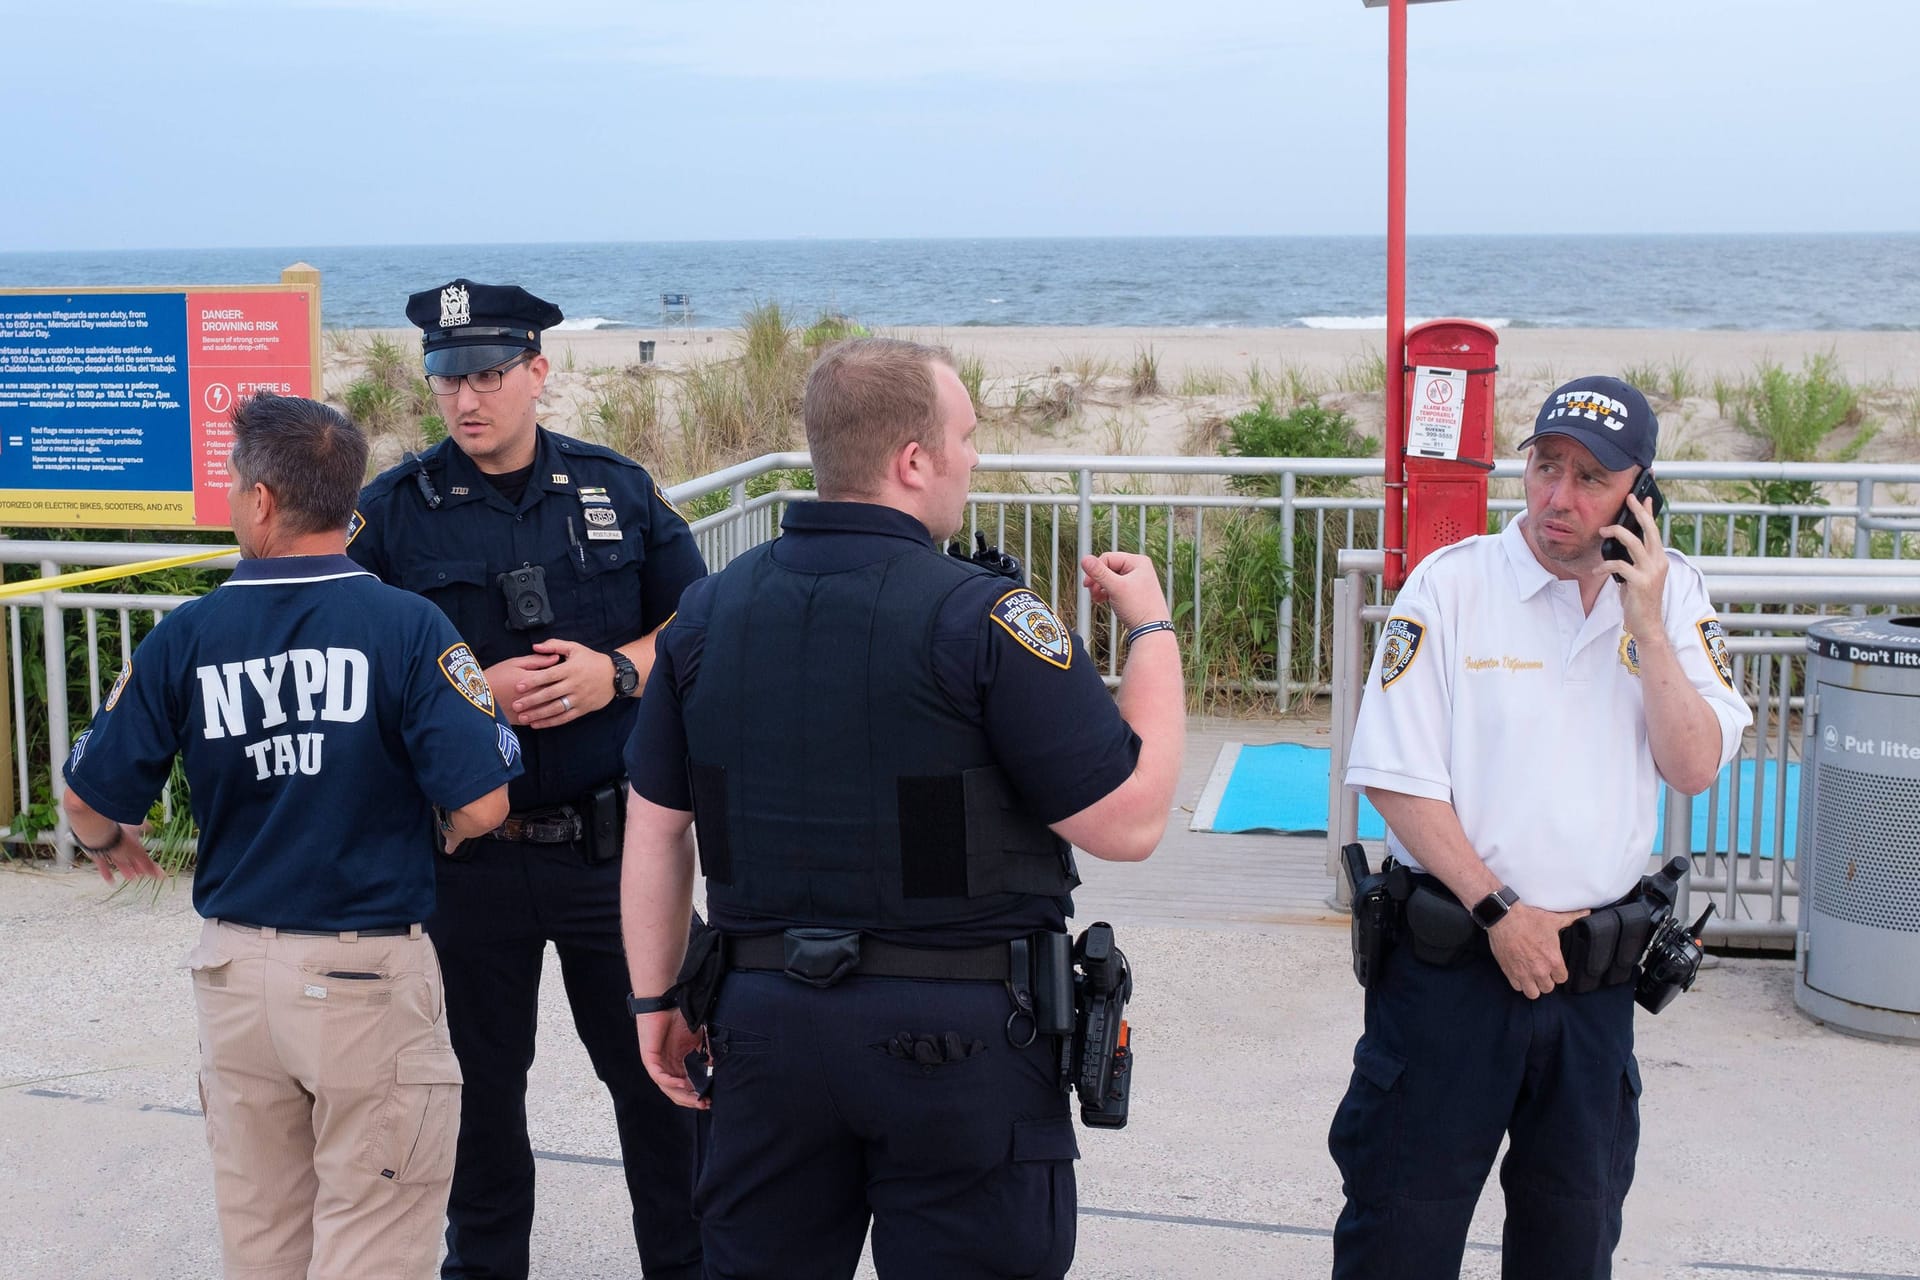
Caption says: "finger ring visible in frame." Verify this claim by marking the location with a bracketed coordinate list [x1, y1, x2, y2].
[561, 696, 573, 712]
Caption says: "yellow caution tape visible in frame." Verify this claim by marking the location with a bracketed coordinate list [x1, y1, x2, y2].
[0, 548, 237, 601]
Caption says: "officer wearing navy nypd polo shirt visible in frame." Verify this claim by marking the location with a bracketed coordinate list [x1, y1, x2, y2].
[62, 393, 517, 1280]
[618, 338, 1187, 1278]
[349, 280, 704, 1279]
[1332, 377, 1752, 1279]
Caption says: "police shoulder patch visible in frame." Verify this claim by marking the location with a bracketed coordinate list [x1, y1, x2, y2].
[345, 509, 365, 547]
[655, 485, 687, 522]
[1378, 616, 1424, 688]
[990, 589, 1072, 670]
[104, 659, 132, 710]
[1697, 617, 1733, 690]
[439, 643, 495, 713]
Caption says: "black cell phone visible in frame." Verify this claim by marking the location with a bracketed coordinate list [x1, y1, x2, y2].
[1600, 470, 1665, 577]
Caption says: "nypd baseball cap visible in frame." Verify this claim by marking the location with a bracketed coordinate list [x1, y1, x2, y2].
[406, 279, 565, 376]
[1516, 375, 1658, 471]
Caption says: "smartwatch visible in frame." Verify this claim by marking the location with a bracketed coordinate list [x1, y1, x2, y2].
[626, 991, 677, 1016]
[608, 651, 640, 698]
[1470, 885, 1520, 930]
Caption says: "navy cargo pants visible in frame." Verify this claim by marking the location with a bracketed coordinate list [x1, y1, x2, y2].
[1328, 945, 1641, 1280]
[695, 971, 1080, 1279]
[430, 836, 701, 1280]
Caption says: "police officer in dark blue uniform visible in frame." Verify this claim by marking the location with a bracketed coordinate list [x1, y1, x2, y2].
[349, 280, 705, 1279]
[62, 393, 518, 1280]
[617, 338, 1188, 1279]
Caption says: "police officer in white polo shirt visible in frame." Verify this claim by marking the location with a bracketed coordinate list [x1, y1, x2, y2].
[1330, 376, 1752, 1280]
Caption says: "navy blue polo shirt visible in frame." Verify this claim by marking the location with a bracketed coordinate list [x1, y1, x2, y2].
[627, 500, 1140, 823]
[349, 427, 706, 809]
[63, 555, 521, 931]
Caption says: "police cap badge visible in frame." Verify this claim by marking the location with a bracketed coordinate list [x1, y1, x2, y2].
[406, 279, 565, 377]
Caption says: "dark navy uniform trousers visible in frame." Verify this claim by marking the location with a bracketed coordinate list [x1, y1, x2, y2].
[1328, 947, 1641, 1280]
[430, 836, 701, 1280]
[695, 971, 1079, 1280]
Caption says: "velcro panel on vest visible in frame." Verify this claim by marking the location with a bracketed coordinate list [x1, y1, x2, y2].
[688, 762, 733, 885]
[897, 765, 1075, 900]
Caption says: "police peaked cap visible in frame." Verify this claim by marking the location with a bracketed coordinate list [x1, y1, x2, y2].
[407, 279, 565, 376]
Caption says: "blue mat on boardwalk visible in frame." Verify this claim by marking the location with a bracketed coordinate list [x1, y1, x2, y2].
[1198, 743, 1799, 858]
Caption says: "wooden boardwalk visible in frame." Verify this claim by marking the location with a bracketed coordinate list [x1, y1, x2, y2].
[1073, 714, 1347, 933]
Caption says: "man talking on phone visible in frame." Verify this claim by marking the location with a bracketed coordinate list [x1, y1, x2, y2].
[1329, 376, 1752, 1279]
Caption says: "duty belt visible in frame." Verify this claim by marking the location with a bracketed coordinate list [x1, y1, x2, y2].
[489, 806, 583, 844]
[726, 931, 1012, 983]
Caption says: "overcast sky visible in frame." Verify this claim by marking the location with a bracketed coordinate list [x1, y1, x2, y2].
[10, 0, 1916, 251]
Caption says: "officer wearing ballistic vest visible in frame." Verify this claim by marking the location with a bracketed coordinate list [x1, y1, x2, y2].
[349, 280, 706, 1279]
[1332, 376, 1753, 1278]
[63, 393, 519, 1279]
[617, 337, 1187, 1278]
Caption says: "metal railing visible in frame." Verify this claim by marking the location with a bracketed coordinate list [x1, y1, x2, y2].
[5, 454, 1919, 869]
[1325, 548, 1920, 945]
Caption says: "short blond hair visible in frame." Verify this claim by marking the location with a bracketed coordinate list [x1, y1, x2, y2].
[803, 338, 956, 499]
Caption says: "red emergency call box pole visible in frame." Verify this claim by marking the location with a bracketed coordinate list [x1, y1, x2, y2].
[1363, 0, 1468, 587]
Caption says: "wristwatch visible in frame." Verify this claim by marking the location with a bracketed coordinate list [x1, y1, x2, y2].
[626, 990, 677, 1016]
[1470, 885, 1520, 930]
[608, 651, 640, 698]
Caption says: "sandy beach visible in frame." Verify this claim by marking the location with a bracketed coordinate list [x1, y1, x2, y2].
[330, 326, 1919, 480]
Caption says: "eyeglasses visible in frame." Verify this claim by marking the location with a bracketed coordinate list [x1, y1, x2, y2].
[426, 355, 532, 396]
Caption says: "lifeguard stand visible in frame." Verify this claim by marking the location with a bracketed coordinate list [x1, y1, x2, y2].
[659, 292, 693, 342]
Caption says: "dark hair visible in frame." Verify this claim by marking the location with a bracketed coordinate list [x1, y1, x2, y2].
[228, 394, 369, 535]
[802, 338, 955, 499]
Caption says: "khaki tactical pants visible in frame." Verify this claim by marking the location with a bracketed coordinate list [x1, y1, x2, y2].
[188, 917, 462, 1280]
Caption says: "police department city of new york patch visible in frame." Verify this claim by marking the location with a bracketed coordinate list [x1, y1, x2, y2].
[439, 643, 495, 714]
[103, 659, 132, 710]
[345, 510, 365, 547]
[1378, 617, 1424, 688]
[991, 589, 1072, 670]
[1697, 617, 1734, 690]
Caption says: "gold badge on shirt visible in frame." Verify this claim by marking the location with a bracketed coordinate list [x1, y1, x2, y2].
[1618, 633, 1641, 678]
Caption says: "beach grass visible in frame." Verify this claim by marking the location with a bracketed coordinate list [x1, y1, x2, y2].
[1129, 345, 1161, 398]
[1734, 353, 1860, 461]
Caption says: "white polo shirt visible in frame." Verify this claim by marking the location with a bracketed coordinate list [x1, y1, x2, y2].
[1345, 517, 1752, 910]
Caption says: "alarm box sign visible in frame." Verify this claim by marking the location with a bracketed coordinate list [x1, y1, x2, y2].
[0, 273, 320, 529]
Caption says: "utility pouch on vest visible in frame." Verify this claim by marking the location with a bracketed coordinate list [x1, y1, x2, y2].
[1403, 882, 1481, 967]
[672, 914, 726, 1030]
[1342, 843, 1396, 989]
[584, 779, 626, 864]
[1030, 929, 1075, 1037]
[899, 765, 1078, 900]
[1561, 900, 1659, 994]
[782, 928, 862, 988]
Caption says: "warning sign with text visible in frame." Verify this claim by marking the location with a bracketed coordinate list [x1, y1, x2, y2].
[1408, 366, 1468, 460]
[0, 282, 317, 529]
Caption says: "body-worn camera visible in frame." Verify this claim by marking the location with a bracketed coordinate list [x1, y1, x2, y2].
[498, 563, 554, 630]
[1068, 922, 1132, 1129]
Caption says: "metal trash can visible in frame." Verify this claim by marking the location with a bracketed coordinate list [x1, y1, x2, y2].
[1796, 616, 1920, 1042]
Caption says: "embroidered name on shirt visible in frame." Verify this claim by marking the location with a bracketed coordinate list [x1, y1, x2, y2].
[1463, 655, 1544, 673]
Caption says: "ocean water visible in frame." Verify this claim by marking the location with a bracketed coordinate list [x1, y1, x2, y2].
[1, 234, 1915, 332]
